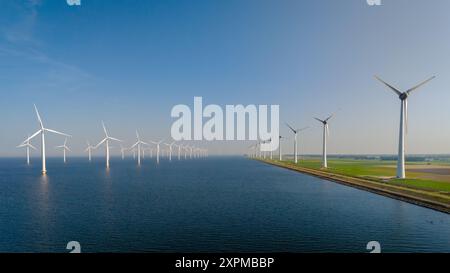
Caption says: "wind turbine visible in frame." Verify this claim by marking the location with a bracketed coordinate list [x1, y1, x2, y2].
[55, 138, 71, 163]
[182, 145, 188, 159]
[314, 115, 333, 168]
[95, 121, 122, 168]
[17, 134, 37, 165]
[130, 146, 137, 159]
[278, 136, 286, 161]
[21, 105, 71, 174]
[375, 75, 435, 179]
[164, 141, 176, 161]
[85, 140, 95, 161]
[149, 139, 165, 164]
[148, 147, 154, 158]
[120, 144, 128, 160]
[285, 123, 309, 164]
[174, 143, 182, 160]
[131, 130, 149, 166]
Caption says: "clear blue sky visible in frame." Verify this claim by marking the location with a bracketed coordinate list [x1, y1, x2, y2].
[1, 0, 450, 156]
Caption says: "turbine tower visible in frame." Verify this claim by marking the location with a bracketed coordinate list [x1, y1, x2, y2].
[375, 75, 435, 179]
[278, 136, 286, 161]
[85, 140, 95, 161]
[17, 134, 37, 165]
[120, 144, 127, 160]
[164, 141, 176, 161]
[285, 123, 309, 164]
[55, 138, 71, 163]
[174, 143, 182, 160]
[95, 121, 122, 168]
[21, 105, 71, 174]
[131, 130, 149, 166]
[314, 115, 333, 168]
[150, 139, 165, 164]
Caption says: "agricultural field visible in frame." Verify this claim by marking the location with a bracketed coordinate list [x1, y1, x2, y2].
[278, 157, 450, 194]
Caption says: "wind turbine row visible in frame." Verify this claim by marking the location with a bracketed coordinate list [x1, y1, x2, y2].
[250, 75, 435, 180]
[19, 105, 209, 174]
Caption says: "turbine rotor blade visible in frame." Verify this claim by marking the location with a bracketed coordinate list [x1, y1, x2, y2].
[45, 128, 71, 137]
[314, 117, 324, 123]
[101, 121, 108, 137]
[95, 138, 107, 148]
[374, 76, 402, 96]
[21, 129, 42, 145]
[406, 76, 435, 95]
[34, 104, 44, 129]
[131, 141, 139, 148]
[285, 122, 296, 133]
[108, 137, 122, 142]
[325, 114, 334, 122]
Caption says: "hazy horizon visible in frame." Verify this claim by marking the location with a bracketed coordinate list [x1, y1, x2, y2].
[2, 0, 450, 156]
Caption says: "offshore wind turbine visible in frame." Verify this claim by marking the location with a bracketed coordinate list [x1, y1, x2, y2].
[314, 115, 333, 168]
[21, 105, 71, 174]
[182, 145, 188, 159]
[17, 134, 37, 165]
[131, 130, 149, 166]
[174, 143, 182, 160]
[55, 138, 71, 163]
[285, 123, 309, 164]
[148, 147, 154, 158]
[188, 145, 194, 159]
[375, 75, 435, 179]
[85, 140, 95, 161]
[149, 139, 165, 164]
[95, 121, 122, 168]
[120, 144, 128, 160]
[164, 141, 176, 161]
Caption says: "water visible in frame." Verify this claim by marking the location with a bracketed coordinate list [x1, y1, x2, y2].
[0, 157, 448, 253]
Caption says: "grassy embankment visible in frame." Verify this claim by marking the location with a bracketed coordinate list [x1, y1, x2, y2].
[258, 158, 450, 213]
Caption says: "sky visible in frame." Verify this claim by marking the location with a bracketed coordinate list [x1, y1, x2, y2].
[1, 0, 450, 157]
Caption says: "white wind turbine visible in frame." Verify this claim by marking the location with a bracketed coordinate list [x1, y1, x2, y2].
[131, 130, 149, 166]
[182, 145, 188, 159]
[314, 115, 333, 168]
[120, 144, 128, 160]
[285, 123, 309, 164]
[85, 140, 95, 162]
[130, 146, 137, 159]
[164, 141, 176, 161]
[17, 134, 37, 165]
[188, 145, 194, 159]
[95, 121, 122, 168]
[174, 143, 182, 160]
[149, 139, 165, 164]
[375, 75, 435, 179]
[144, 147, 153, 159]
[55, 138, 71, 163]
[21, 105, 71, 174]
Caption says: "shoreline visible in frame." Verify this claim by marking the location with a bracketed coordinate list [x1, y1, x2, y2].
[256, 159, 450, 214]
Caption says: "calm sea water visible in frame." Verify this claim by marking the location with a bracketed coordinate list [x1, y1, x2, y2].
[0, 157, 448, 253]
